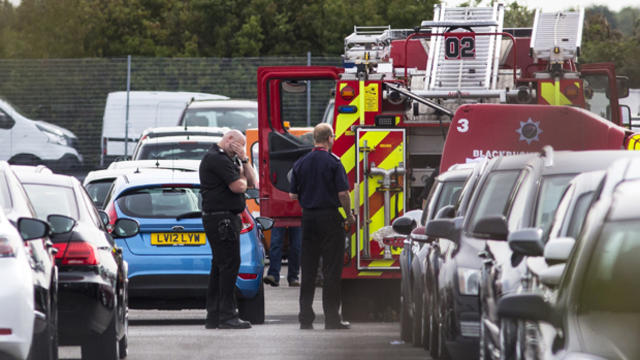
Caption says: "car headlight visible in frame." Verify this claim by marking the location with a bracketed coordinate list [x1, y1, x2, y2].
[457, 267, 480, 295]
[37, 124, 68, 146]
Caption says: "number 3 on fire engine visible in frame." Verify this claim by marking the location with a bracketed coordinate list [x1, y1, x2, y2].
[457, 118, 469, 133]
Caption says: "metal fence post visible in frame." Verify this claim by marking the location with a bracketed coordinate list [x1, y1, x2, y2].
[307, 51, 311, 127]
[125, 55, 131, 158]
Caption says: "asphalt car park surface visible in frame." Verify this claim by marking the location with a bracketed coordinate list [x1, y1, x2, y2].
[58, 267, 429, 360]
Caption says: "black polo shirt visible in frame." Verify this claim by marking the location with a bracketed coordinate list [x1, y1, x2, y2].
[289, 147, 349, 209]
[199, 143, 245, 214]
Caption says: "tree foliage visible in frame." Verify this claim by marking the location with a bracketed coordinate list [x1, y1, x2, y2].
[0, 0, 638, 85]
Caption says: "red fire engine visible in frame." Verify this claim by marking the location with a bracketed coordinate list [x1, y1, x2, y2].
[256, 4, 637, 320]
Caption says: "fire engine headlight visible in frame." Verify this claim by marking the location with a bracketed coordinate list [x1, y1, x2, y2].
[457, 267, 480, 296]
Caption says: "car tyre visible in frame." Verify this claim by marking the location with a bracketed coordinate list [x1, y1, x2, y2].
[400, 288, 412, 342]
[238, 281, 264, 325]
[81, 311, 118, 360]
[421, 288, 430, 351]
[428, 290, 439, 358]
[31, 290, 58, 360]
[411, 276, 423, 347]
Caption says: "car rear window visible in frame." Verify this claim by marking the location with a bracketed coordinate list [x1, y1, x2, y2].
[22, 184, 79, 220]
[117, 186, 201, 218]
[136, 142, 213, 161]
[85, 179, 114, 208]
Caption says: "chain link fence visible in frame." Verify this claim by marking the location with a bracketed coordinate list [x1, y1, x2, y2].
[0, 56, 342, 172]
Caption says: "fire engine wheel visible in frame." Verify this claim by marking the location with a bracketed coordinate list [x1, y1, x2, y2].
[341, 279, 400, 323]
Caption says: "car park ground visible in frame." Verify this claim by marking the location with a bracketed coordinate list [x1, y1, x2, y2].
[59, 266, 429, 360]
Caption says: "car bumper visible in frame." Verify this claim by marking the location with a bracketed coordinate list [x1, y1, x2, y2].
[57, 275, 116, 345]
[124, 253, 263, 300]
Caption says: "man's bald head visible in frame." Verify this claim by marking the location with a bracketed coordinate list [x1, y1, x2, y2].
[313, 123, 334, 145]
[219, 129, 246, 154]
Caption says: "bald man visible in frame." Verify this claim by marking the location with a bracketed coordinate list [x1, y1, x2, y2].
[200, 130, 257, 329]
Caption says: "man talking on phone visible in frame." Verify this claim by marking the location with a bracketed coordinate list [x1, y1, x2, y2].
[200, 129, 257, 329]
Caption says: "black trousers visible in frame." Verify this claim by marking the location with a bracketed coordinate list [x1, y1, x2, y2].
[203, 212, 242, 323]
[299, 208, 345, 326]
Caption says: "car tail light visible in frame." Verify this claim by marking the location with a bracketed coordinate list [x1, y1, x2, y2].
[53, 241, 98, 266]
[105, 201, 117, 231]
[240, 210, 254, 234]
[0, 237, 15, 258]
[238, 273, 258, 280]
[0, 328, 11, 335]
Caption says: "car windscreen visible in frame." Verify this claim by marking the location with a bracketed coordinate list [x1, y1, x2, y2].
[578, 220, 640, 358]
[85, 179, 114, 208]
[136, 142, 213, 161]
[535, 174, 575, 235]
[467, 170, 521, 233]
[0, 173, 11, 211]
[182, 107, 257, 132]
[435, 180, 465, 214]
[117, 186, 201, 218]
[22, 183, 79, 220]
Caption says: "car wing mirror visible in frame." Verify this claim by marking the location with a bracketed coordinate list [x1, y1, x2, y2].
[47, 214, 76, 235]
[472, 215, 508, 240]
[508, 227, 544, 256]
[543, 237, 575, 265]
[497, 293, 559, 327]
[245, 188, 260, 200]
[425, 218, 454, 239]
[256, 217, 274, 232]
[392, 216, 417, 236]
[434, 204, 455, 219]
[539, 263, 565, 288]
[409, 226, 431, 243]
[112, 218, 140, 238]
[98, 210, 110, 227]
[18, 217, 50, 241]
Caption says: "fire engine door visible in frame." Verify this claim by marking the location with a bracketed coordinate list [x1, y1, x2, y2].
[354, 127, 406, 271]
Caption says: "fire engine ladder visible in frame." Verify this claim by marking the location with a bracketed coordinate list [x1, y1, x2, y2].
[530, 8, 584, 64]
[414, 3, 506, 101]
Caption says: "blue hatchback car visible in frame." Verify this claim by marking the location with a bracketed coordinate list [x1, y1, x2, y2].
[101, 170, 270, 324]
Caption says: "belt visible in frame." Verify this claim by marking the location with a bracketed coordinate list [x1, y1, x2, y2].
[202, 210, 238, 216]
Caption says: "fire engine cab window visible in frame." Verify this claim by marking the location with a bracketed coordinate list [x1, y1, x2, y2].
[279, 79, 336, 128]
[583, 74, 613, 122]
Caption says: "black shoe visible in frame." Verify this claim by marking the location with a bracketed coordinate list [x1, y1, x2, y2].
[288, 279, 300, 287]
[204, 321, 218, 329]
[218, 318, 252, 329]
[325, 321, 350, 330]
[300, 323, 314, 330]
[263, 275, 279, 287]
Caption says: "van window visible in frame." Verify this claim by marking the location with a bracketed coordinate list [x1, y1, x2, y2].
[0, 110, 15, 129]
[183, 108, 257, 133]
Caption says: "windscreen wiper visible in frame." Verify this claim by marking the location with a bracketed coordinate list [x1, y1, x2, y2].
[176, 211, 203, 220]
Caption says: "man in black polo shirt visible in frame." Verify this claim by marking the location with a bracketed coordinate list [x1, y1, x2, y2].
[200, 129, 257, 329]
[289, 123, 355, 330]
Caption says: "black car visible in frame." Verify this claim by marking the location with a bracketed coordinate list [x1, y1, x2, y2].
[15, 170, 139, 360]
[399, 163, 473, 347]
[498, 177, 640, 360]
[477, 149, 640, 360]
[423, 153, 536, 360]
[2, 163, 58, 360]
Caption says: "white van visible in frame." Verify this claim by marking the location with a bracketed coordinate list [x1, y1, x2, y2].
[0, 97, 82, 171]
[101, 91, 228, 166]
